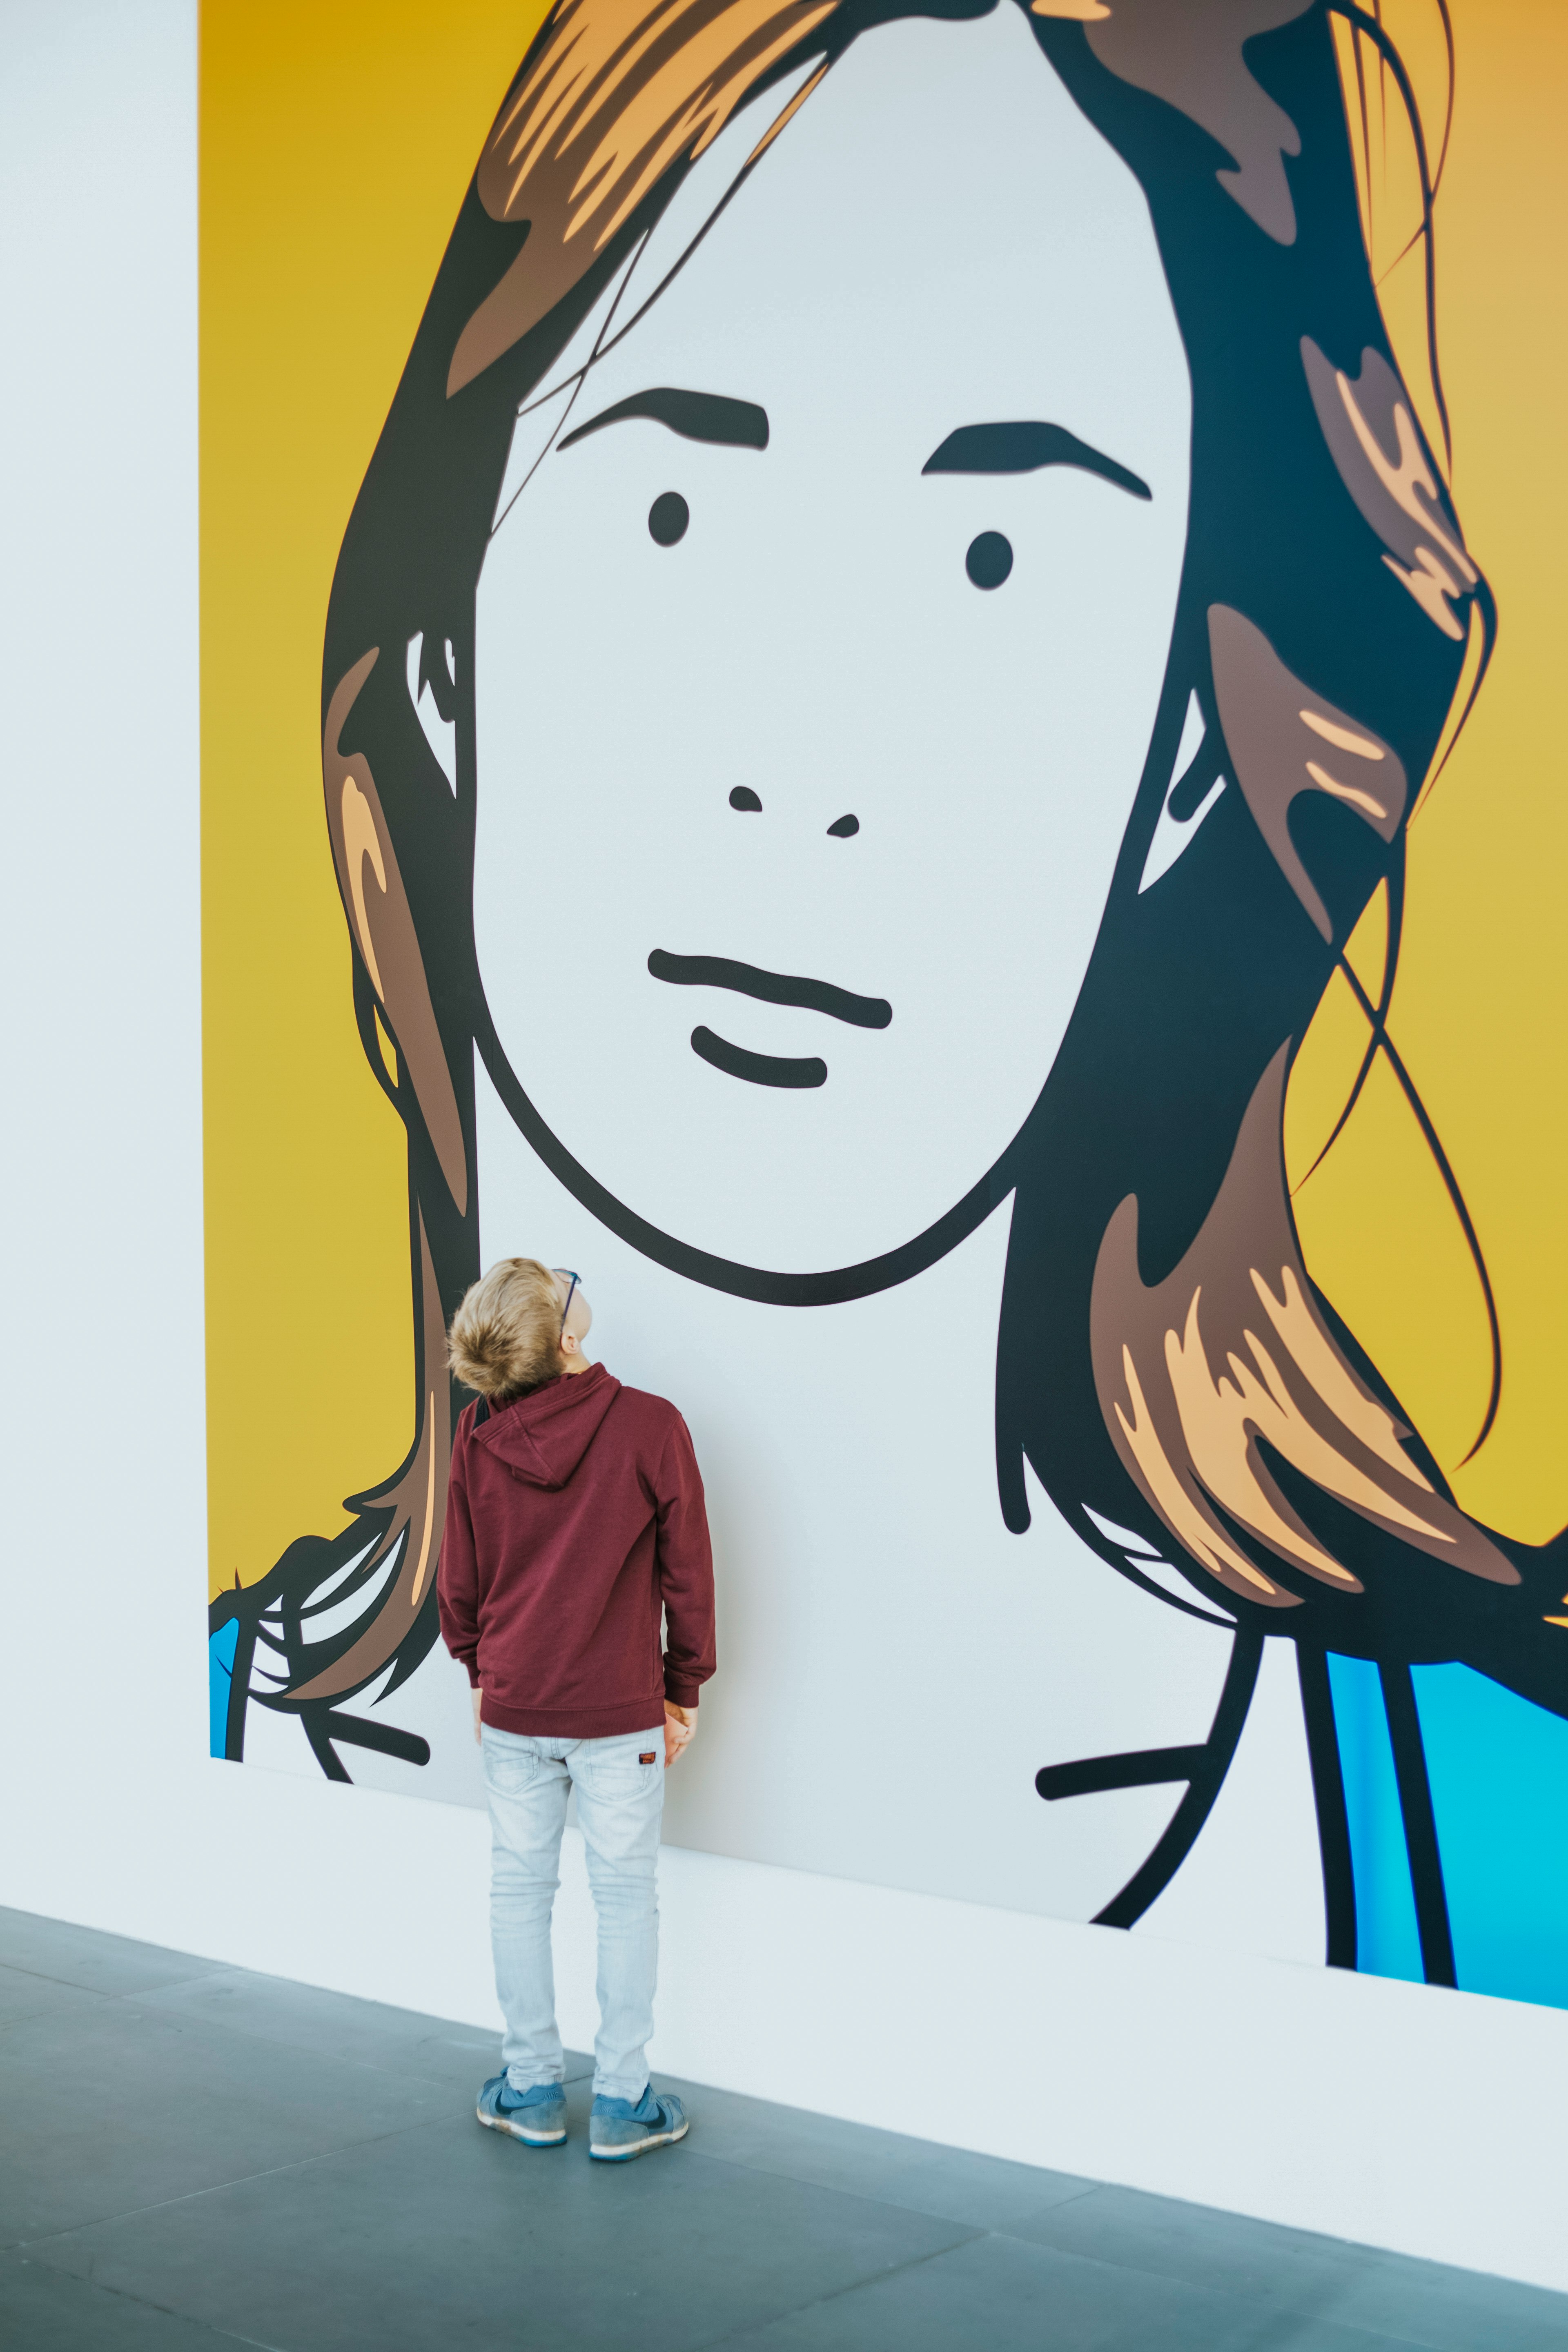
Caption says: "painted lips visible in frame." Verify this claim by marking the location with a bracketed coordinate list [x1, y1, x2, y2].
[647, 949, 892, 1090]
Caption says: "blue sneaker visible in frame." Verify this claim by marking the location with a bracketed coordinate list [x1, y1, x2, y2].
[477, 2073, 567, 2146]
[588, 2085, 688, 2162]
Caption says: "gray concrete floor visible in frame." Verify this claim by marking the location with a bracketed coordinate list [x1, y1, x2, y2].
[2, 1908, 1565, 2350]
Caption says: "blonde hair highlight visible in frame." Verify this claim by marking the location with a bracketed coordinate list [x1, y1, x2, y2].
[448, 0, 839, 392]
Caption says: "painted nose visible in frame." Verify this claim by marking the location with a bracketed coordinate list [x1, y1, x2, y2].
[728, 788, 859, 837]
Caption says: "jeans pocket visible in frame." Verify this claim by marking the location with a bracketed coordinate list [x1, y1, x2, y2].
[577, 1732, 662, 1802]
[483, 1738, 545, 1798]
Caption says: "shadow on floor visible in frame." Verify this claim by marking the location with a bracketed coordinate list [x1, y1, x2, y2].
[0, 1906, 1562, 2351]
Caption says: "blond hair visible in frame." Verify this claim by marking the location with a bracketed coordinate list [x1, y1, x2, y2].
[448, 1258, 566, 1400]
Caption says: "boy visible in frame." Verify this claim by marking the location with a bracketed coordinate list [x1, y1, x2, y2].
[437, 1258, 715, 2162]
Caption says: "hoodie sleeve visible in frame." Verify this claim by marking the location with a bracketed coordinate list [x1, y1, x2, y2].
[654, 1413, 716, 1707]
[437, 1422, 482, 1687]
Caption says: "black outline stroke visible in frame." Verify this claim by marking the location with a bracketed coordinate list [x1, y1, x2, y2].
[691, 1026, 826, 1089]
[473, 1000, 1016, 1307]
[1381, 1659, 1457, 1987]
[560, 385, 769, 452]
[1298, 1645, 1358, 1969]
[1069, 1633, 1264, 1930]
[924, 421, 1151, 501]
[1037, 1745, 1206, 1800]
[650, 948, 891, 1029]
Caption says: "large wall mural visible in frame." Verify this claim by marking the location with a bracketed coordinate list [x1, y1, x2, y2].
[204, 0, 1568, 2012]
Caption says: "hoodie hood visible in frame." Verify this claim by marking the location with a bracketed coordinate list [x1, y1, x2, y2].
[474, 1361, 623, 1490]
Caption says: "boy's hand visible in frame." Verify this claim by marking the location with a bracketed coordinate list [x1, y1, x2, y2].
[472, 1684, 483, 1744]
[664, 1702, 696, 1768]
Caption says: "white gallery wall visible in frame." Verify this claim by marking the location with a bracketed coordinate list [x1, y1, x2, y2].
[2, 0, 1567, 2297]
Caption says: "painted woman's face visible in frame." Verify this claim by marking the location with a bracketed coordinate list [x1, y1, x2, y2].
[474, 8, 1190, 1276]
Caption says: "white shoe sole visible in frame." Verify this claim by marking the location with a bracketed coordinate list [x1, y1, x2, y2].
[477, 2105, 566, 2145]
[589, 2117, 690, 2162]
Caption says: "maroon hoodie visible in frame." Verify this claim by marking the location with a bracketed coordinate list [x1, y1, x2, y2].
[437, 1360, 716, 1737]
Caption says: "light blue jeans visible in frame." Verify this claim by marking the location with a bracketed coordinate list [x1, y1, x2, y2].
[481, 1722, 665, 2103]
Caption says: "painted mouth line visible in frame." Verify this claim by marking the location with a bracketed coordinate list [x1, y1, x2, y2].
[648, 949, 893, 1031]
[690, 1027, 826, 1090]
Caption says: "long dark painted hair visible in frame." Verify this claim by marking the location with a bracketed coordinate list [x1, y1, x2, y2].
[214, 0, 1566, 1952]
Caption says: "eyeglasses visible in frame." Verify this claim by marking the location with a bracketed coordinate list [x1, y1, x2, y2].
[552, 1268, 580, 1338]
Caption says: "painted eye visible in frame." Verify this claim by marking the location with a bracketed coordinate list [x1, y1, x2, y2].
[965, 531, 1013, 590]
[649, 492, 689, 546]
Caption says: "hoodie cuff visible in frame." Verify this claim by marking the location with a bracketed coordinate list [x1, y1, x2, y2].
[458, 1656, 480, 1688]
[664, 1676, 701, 1708]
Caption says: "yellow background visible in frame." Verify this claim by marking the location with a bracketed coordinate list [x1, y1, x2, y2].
[202, 0, 1568, 1601]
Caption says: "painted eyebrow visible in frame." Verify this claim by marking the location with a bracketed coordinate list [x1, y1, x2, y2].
[922, 422, 1151, 500]
[558, 386, 769, 453]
